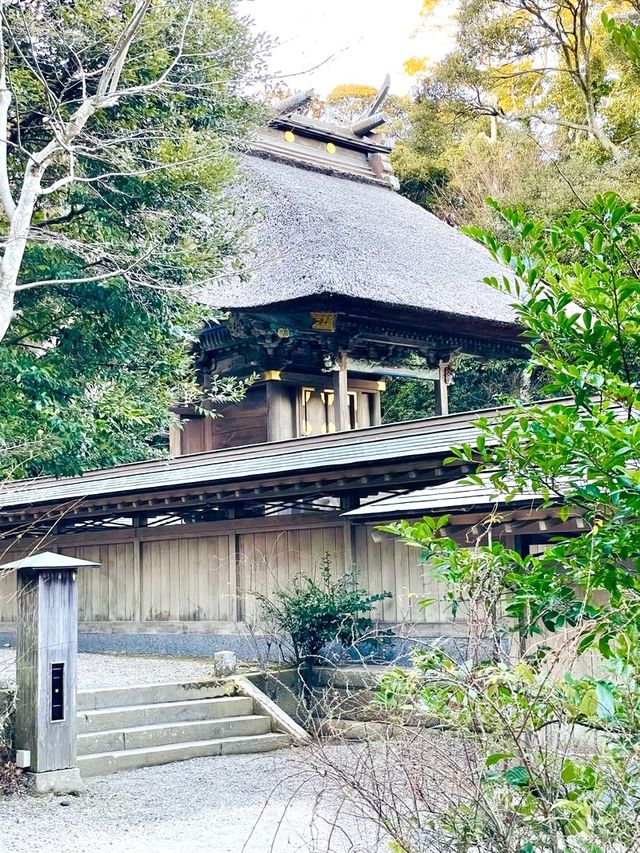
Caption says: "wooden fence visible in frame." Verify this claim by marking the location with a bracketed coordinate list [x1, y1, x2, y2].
[0, 514, 468, 636]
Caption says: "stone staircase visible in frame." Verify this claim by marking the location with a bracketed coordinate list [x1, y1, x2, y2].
[309, 666, 432, 739]
[77, 680, 291, 776]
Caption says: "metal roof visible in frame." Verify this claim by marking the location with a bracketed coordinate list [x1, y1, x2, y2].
[344, 475, 541, 519]
[0, 551, 100, 570]
[0, 413, 487, 512]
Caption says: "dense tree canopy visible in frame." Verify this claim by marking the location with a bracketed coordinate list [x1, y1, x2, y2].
[380, 22, 640, 846]
[379, 188, 640, 853]
[0, 0, 261, 478]
[384, 0, 640, 422]
[395, 0, 640, 228]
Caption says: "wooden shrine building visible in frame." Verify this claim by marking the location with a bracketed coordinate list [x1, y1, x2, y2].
[170, 97, 521, 454]
[0, 91, 575, 655]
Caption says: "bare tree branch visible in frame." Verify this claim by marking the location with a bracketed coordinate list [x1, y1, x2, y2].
[0, 1, 15, 219]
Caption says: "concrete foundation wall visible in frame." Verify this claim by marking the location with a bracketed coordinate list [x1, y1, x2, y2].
[0, 630, 468, 663]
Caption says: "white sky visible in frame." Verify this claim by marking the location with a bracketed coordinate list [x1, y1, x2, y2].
[238, 0, 457, 97]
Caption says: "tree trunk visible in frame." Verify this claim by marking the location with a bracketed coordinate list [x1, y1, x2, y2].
[0, 168, 41, 342]
[585, 95, 622, 160]
[0, 276, 12, 341]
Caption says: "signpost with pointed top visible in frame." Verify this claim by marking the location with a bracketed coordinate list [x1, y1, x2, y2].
[0, 551, 99, 794]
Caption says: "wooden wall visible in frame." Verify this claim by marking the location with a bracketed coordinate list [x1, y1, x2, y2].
[0, 515, 466, 636]
[174, 385, 270, 455]
[171, 377, 382, 456]
[353, 525, 460, 632]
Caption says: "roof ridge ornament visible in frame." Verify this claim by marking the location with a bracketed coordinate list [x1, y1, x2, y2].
[361, 73, 391, 119]
[274, 89, 315, 116]
[351, 111, 389, 138]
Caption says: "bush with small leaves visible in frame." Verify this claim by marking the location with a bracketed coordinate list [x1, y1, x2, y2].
[256, 555, 392, 665]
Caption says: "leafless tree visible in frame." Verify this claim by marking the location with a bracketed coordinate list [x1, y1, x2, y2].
[0, 0, 258, 342]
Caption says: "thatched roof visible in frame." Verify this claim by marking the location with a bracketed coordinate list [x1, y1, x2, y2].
[209, 152, 518, 332]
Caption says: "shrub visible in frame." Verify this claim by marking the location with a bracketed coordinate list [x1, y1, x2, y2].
[0, 690, 18, 795]
[257, 555, 392, 664]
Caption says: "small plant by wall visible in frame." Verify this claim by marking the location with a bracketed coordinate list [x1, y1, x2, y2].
[255, 555, 392, 665]
[0, 689, 18, 795]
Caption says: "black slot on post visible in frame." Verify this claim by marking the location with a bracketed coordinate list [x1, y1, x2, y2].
[51, 662, 64, 721]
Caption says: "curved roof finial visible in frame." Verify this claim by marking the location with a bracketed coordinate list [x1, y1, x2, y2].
[363, 73, 391, 118]
[274, 89, 315, 116]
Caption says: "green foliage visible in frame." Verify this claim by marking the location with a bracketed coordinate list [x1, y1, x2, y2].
[0, 283, 249, 477]
[603, 10, 640, 66]
[256, 556, 391, 664]
[398, 2, 640, 230]
[376, 644, 640, 851]
[0, 690, 17, 795]
[379, 187, 640, 849]
[381, 354, 533, 423]
[453, 194, 640, 647]
[387, 191, 640, 648]
[0, 0, 261, 476]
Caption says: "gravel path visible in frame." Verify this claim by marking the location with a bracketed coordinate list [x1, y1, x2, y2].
[0, 746, 384, 853]
[0, 650, 220, 689]
[0, 652, 386, 850]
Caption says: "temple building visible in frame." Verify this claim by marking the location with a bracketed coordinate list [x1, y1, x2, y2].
[0, 89, 579, 655]
[170, 95, 521, 454]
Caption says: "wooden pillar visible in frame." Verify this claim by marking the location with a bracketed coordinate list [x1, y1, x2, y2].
[372, 380, 384, 426]
[266, 378, 296, 441]
[168, 421, 182, 456]
[332, 352, 350, 432]
[434, 359, 450, 417]
[1, 551, 100, 794]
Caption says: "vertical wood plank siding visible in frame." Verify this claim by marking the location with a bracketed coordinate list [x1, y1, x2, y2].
[0, 561, 19, 621]
[353, 525, 455, 629]
[237, 526, 345, 624]
[0, 518, 459, 632]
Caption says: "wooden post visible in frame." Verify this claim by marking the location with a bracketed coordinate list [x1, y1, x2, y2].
[434, 359, 450, 417]
[372, 380, 385, 426]
[168, 422, 182, 456]
[1, 551, 99, 794]
[333, 352, 350, 432]
[266, 380, 295, 442]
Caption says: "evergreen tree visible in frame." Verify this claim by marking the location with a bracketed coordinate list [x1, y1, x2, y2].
[0, 0, 261, 477]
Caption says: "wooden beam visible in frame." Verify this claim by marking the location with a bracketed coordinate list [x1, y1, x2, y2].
[347, 358, 439, 381]
[434, 359, 450, 416]
[351, 111, 388, 137]
[274, 89, 315, 115]
[280, 370, 381, 392]
[363, 73, 391, 117]
[332, 352, 350, 431]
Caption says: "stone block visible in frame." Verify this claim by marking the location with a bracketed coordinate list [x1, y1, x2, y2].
[213, 650, 237, 677]
[27, 767, 86, 795]
[15, 749, 30, 769]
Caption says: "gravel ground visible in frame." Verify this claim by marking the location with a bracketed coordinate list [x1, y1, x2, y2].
[0, 652, 386, 851]
[0, 745, 385, 853]
[0, 649, 220, 689]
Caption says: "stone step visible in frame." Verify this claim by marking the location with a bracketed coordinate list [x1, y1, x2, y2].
[311, 666, 385, 690]
[309, 686, 382, 721]
[78, 696, 254, 734]
[78, 732, 291, 776]
[77, 680, 230, 711]
[77, 714, 271, 755]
